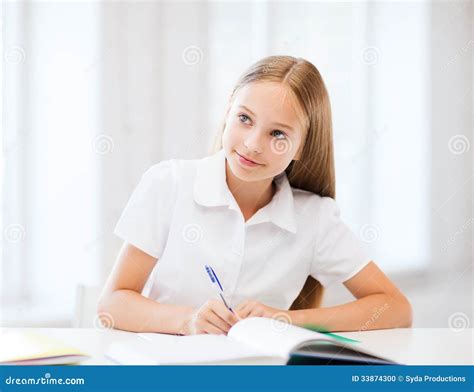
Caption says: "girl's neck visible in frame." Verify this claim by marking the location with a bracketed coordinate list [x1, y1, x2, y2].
[225, 161, 276, 221]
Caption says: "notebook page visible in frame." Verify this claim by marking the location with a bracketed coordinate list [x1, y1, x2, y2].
[228, 317, 339, 358]
[106, 332, 270, 364]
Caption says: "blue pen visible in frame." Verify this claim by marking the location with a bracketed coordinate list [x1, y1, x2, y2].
[204, 264, 234, 313]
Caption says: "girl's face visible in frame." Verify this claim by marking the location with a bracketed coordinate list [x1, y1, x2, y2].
[222, 81, 306, 182]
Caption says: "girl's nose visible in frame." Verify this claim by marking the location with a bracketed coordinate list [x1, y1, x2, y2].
[244, 129, 264, 154]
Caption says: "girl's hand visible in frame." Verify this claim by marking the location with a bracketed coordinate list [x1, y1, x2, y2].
[235, 299, 287, 320]
[181, 299, 240, 335]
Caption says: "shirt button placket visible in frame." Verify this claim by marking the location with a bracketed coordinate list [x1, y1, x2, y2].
[226, 221, 245, 305]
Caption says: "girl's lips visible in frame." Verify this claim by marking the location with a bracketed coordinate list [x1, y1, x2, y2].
[236, 151, 262, 167]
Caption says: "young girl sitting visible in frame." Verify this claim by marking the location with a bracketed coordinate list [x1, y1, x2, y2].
[98, 55, 412, 335]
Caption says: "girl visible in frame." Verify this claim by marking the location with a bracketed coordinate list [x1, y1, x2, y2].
[98, 55, 412, 336]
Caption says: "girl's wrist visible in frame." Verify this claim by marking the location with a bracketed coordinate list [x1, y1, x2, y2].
[288, 308, 315, 327]
[176, 306, 197, 335]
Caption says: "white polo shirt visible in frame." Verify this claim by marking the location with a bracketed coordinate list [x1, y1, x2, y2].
[113, 149, 370, 310]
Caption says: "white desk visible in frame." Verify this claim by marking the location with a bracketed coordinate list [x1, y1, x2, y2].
[7, 327, 473, 365]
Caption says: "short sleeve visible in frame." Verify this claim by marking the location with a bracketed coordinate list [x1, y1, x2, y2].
[113, 160, 177, 259]
[310, 197, 371, 288]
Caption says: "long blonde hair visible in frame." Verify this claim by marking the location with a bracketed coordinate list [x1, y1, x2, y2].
[211, 55, 335, 311]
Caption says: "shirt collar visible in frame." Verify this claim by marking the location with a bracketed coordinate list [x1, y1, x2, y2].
[193, 149, 297, 234]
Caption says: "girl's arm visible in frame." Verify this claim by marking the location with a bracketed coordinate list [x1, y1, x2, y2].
[290, 261, 412, 332]
[97, 242, 194, 334]
[236, 261, 413, 332]
[97, 242, 239, 335]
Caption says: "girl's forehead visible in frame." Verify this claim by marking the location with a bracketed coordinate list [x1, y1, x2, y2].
[235, 82, 292, 104]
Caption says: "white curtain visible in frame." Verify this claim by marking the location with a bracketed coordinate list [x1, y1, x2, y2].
[1, 1, 471, 326]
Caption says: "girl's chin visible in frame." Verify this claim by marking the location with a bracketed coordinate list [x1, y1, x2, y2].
[227, 160, 262, 181]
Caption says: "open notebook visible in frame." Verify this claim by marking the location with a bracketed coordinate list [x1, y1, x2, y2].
[0, 330, 90, 365]
[106, 317, 399, 365]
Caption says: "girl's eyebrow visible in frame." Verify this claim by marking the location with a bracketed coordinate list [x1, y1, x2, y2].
[238, 104, 295, 132]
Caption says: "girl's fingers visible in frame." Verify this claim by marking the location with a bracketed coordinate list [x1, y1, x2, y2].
[212, 302, 240, 326]
[205, 309, 231, 333]
[204, 323, 226, 335]
[235, 300, 251, 312]
[237, 304, 251, 319]
[247, 308, 259, 317]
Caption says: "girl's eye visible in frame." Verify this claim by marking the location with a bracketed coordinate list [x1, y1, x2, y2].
[238, 114, 251, 124]
[238, 114, 286, 139]
[271, 130, 286, 139]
